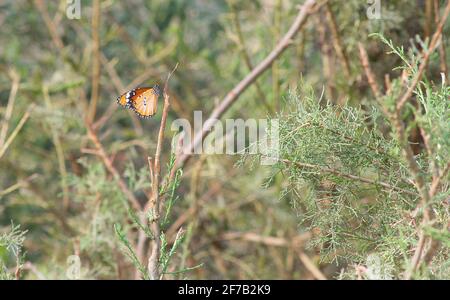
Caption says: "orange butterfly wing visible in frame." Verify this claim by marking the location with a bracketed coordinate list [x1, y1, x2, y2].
[116, 85, 160, 118]
[130, 85, 160, 118]
[117, 89, 136, 108]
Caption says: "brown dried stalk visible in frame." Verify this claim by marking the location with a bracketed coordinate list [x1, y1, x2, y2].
[34, 0, 64, 50]
[358, 43, 381, 99]
[86, 124, 142, 211]
[325, 2, 351, 79]
[219, 231, 310, 248]
[88, 0, 102, 122]
[297, 251, 327, 280]
[0, 111, 30, 161]
[144, 64, 178, 280]
[0, 70, 20, 148]
[0, 174, 39, 198]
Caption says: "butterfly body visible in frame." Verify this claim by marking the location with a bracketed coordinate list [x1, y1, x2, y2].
[117, 85, 160, 118]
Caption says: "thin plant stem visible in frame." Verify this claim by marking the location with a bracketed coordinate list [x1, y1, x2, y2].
[0, 111, 31, 160]
[88, 0, 101, 122]
[325, 2, 351, 79]
[144, 64, 178, 280]
[0, 70, 20, 148]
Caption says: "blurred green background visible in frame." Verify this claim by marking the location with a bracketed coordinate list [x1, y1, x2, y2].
[0, 0, 448, 279]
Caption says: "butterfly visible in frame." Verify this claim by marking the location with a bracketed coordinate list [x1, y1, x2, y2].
[117, 84, 161, 118]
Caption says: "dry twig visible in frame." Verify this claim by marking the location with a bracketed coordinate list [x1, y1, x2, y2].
[86, 125, 142, 211]
[325, 2, 351, 79]
[297, 251, 327, 280]
[88, 0, 102, 122]
[0, 110, 31, 160]
[0, 70, 20, 147]
[358, 43, 381, 98]
[144, 64, 178, 280]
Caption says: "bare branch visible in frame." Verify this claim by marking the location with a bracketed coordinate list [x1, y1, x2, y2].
[358, 43, 381, 99]
[145, 64, 178, 280]
[297, 251, 327, 280]
[34, 0, 64, 50]
[86, 125, 142, 211]
[0, 70, 20, 147]
[88, 0, 101, 123]
[0, 110, 31, 160]
[175, 0, 321, 169]
[325, 2, 351, 79]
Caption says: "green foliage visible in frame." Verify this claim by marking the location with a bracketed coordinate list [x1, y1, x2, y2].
[255, 35, 449, 278]
[113, 155, 189, 279]
[260, 89, 412, 266]
[162, 168, 183, 228]
[114, 223, 149, 279]
[0, 223, 27, 280]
